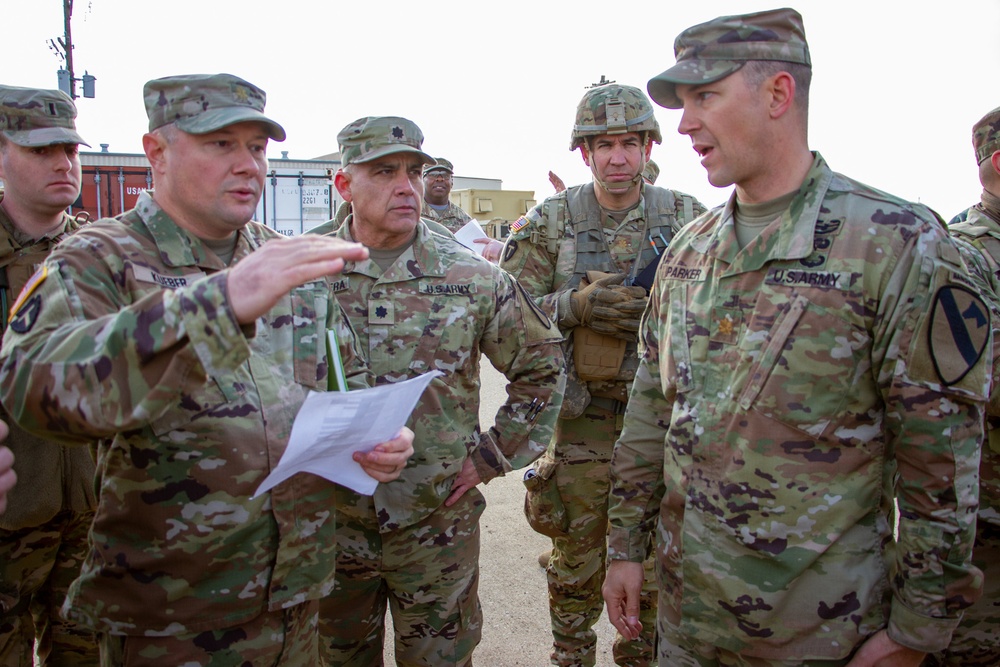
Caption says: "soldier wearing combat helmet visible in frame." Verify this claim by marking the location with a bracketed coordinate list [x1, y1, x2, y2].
[603, 8, 989, 666]
[501, 82, 705, 667]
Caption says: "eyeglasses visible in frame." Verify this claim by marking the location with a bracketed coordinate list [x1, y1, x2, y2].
[425, 172, 452, 181]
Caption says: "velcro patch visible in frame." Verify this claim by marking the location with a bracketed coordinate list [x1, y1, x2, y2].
[765, 269, 853, 290]
[8, 264, 47, 321]
[329, 276, 350, 293]
[510, 216, 529, 233]
[9, 294, 41, 334]
[503, 239, 518, 263]
[419, 283, 477, 296]
[928, 286, 990, 386]
[661, 264, 706, 282]
[132, 265, 206, 289]
[369, 300, 394, 325]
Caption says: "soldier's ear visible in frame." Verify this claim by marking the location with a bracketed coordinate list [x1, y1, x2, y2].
[579, 145, 591, 168]
[334, 169, 353, 203]
[767, 71, 796, 120]
[991, 151, 1000, 179]
[142, 132, 168, 175]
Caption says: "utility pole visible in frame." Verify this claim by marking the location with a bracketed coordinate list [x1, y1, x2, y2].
[50, 0, 95, 99]
[62, 0, 76, 98]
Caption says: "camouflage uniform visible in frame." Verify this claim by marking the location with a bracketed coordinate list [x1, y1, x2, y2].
[421, 199, 473, 234]
[0, 190, 367, 634]
[422, 158, 474, 234]
[0, 85, 98, 666]
[310, 116, 566, 666]
[0, 75, 370, 663]
[503, 167, 704, 665]
[0, 200, 98, 667]
[928, 106, 1000, 667]
[608, 152, 989, 662]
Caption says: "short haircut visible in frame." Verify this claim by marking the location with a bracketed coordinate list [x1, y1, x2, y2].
[741, 60, 812, 115]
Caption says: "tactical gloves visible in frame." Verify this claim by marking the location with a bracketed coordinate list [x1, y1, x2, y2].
[570, 273, 623, 324]
[570, 273, 648, 340]
[590, 284, 647, 339]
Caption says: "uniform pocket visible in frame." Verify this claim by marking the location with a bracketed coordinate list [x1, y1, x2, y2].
[737, 292, 868, 440]
[523, 453, 569, 538]
[291, 282, 329, 390]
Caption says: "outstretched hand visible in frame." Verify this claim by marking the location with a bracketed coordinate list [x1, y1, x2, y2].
[227, 235, 368, 324]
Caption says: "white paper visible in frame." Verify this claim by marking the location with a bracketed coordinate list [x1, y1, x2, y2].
[453, 219, 491, 256]
[253, 370, 443, 498]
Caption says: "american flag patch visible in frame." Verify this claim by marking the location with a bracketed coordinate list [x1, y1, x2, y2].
[510, 216, 529, 233]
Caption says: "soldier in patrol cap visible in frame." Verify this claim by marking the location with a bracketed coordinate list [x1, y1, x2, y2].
[602, 9, 989, 666]
[421, 156, 473, 233]
[309, 116, 566, 665]
[929, 105, 1000, 667]
[0, 73, 415, 665]
[0, 83, 99, 665]
[500, 82, 705, 666]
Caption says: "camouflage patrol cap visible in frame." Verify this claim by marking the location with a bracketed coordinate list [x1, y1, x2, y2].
[0, 85, 89, 147]
[337, 116, 433, 167]
[647, 8, 811, 109]
[423, 157, 454, 176]
[973, 106, 1000, 165]
[143, 73, 286, 141]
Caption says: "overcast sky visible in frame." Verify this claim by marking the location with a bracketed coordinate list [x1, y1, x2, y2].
[4, 1, 998, 218]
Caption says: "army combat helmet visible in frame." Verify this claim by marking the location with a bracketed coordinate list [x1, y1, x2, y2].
[571, 82, 661, 192]
[570, 83, 662, 152]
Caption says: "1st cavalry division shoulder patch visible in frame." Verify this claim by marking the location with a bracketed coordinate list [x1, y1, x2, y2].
[928, 285, 990, 386]
[8, 264, 48, 334]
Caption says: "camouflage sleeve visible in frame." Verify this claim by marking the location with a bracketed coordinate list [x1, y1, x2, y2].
[499, 201, 577, 330]
[469, 270, 566, 483]
[875, 225, 989, 651]
[951, 235, 1000, 418]
[606, 277, 670, 562]
[0, 234, 252, 445]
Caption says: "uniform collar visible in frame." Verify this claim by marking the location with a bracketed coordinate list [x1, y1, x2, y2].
[0, 192, 78, 258]
[692, 152, 832, 273]
[337, 216, 448, 281]
[134, 190, 260, 270]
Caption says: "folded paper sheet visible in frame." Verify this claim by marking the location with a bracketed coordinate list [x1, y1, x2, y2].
[253, 370, 443, 497]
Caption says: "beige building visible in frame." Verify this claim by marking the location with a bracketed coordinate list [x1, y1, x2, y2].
[450, 188, 536, 239]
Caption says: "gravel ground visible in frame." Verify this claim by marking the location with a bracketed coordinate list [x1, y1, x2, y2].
[382, 358, 618, 665]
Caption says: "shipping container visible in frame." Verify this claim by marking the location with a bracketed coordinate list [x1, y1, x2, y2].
[257, 168, 339, 237]
[74, 151, 343, 234]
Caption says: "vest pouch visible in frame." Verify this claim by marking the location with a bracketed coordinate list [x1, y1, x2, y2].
[574, 326, 627, 381]
[523, 453, 568, 538]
